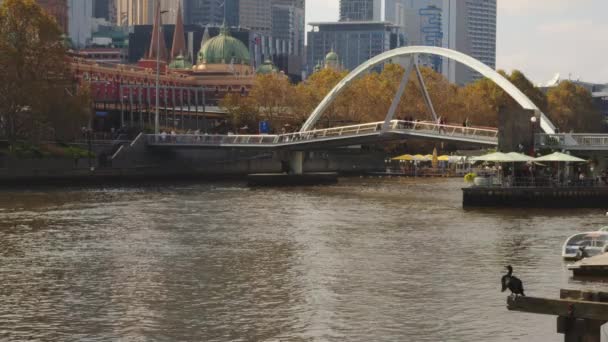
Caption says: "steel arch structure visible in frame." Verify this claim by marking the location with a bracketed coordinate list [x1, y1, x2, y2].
[300, 46, 556, 134]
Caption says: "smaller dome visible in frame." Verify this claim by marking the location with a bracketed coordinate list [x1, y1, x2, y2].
[256, 59, 279, 75]
[325, 50, 339, 62]
[169, 55, 193, 69]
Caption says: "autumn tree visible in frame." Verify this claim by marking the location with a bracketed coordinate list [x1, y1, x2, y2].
[220, 92, 259, 131]
[0, 0, 89, 147]
[546, 81, 604, 133]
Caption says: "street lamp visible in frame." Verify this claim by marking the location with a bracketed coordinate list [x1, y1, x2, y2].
[155, 5, 169, 136]
[530, 115, 538, 156]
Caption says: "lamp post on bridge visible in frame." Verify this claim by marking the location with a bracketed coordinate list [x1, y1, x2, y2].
[530, 115, 538, 156]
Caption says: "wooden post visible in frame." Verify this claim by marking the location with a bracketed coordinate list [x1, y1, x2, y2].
[507, 290, 608, 342]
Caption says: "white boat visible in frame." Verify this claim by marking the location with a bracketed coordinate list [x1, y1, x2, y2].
[562, 231, 608, 260]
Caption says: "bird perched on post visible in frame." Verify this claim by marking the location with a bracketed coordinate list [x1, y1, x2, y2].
[501, 265, 525, 297]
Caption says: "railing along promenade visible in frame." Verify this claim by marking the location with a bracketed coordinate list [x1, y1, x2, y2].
[536, 133, 608, 150]
[145, 120, 499, 148]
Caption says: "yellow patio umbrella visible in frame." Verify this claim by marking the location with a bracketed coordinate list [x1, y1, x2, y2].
[432, 148, 438, 169]
[413, 154, 426, 161]
[438, 155, 450, 161]
[391, 154, 414, 161]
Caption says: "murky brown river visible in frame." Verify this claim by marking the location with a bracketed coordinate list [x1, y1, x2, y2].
[0, 178, 606, 341]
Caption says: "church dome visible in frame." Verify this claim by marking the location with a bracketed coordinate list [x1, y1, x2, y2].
[256, 59, 279, 75]
[197, 25, 250, 65]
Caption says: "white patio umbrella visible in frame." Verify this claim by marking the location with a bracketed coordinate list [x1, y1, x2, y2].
[533, 152, 587, 163]
[506, 152, 535, 162]
[470, 152, 515, 163]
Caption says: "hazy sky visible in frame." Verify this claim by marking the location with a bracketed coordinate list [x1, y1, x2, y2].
[305, 0, 608, 84]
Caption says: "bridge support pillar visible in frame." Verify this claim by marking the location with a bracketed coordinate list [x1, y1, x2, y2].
[289, 151, 304, 175]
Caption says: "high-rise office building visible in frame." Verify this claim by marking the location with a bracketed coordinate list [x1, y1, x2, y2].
[443, 0, 496, 84]
[339, 0, 381, 22]
[93, 0, 115, 21]
[116, 0, 182, 26]
[307, 21, 402, 74]
[271, 0, 304, 55]
[183, 0, 239, 27]
[239, 0, 271, 34]
[68, 0, 94, 47]
[383, 0, 496, 85]
[270, 0, 305, 78]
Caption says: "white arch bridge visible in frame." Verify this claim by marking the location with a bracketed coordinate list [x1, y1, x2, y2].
[145, 46, 606, 166]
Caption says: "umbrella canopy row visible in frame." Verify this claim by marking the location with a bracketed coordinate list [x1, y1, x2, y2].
[392, 154, 452, 162]
[470, 152, 586, 163]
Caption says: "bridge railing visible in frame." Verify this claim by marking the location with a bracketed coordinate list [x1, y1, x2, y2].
[536, 134, 608, 148]
[145, 120, 498, 146]
[392, 120, 499, 140]
[146, 134, 280, 146]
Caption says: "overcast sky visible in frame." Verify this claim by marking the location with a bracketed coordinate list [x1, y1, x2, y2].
[305, 0, 608, 84]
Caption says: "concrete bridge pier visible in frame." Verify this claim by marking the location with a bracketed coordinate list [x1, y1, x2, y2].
[289, 151, 304, 175]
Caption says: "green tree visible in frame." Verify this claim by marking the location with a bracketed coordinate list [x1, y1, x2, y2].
[546, 81, 603, 132]
[0, 0, 89, 147]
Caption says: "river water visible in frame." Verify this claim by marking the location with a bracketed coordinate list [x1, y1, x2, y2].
[0, 178, 606, 341]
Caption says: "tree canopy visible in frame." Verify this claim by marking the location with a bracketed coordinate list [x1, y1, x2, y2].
[0, 0, 90, 146]
[221, 66, 604, 134]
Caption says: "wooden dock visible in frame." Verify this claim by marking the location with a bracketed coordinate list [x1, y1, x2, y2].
[568, 254, 608, 278]
[507, 290, 608, 341]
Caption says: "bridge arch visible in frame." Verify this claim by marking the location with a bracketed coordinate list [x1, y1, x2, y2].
[300, 46, 556, 134]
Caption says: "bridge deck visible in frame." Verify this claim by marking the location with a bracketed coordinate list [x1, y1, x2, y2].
[146, 120, 498, 149]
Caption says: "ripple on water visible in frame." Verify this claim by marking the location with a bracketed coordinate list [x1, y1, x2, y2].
[0, 178, 604, 341]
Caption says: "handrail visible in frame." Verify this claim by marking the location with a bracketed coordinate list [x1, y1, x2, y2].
[537, 133, 608, 148]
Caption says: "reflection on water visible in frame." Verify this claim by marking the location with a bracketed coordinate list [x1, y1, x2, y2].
[0, 178, 606, 341]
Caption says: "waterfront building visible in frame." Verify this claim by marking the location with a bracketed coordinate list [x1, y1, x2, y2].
[339, 0, 381, 22]
[307, 21, 402, 74]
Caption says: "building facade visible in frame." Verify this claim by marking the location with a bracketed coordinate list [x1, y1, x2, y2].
[68, 0, 94, 48]
[239, 0, 272, 35]
[183, 0, 239, 27]
[445, 0, 496, 84]
[37, 0, 69, 32]
[116, 0, 182, 26]
[270, 0, 305, 79]
[307, 21, 402, 74]
[93, 0, 112, 21]
[339, 0, 381, 22]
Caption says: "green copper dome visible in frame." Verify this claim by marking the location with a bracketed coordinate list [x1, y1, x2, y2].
[256, 59, 279, 75]
[197, 25, 250, 65]
[169, 55, 193, 69]
[325, 50, 339, 63]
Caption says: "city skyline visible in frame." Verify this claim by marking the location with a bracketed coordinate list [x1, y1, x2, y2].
[306, 0, 608, 84]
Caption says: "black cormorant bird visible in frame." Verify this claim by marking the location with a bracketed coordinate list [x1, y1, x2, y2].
[501, 265, 525, 297]
[576, 246, 590, 260]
